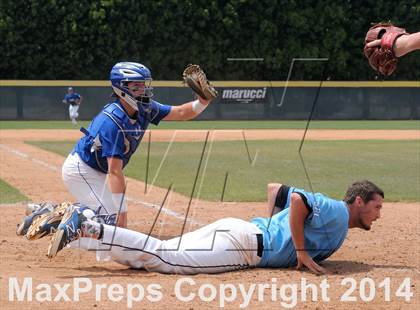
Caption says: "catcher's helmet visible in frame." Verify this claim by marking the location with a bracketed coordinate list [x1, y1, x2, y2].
[110, 62, 153, 111]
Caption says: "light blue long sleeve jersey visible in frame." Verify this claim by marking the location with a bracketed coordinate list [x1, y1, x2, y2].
[251, 187, 349, 268]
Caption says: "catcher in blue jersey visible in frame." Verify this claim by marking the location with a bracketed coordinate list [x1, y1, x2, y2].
[43, 180, 383, 274]
[17, 62, 217, 257]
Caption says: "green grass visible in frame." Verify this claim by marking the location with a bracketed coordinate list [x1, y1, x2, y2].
[0, 178, 28, 204]
[26, 141, 74, 157]
[27, 139, 420, 202]
[0, 120, 92, 130]
[1, 120, 419, 130]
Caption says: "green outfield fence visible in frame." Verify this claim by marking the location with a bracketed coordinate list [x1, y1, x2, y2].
[0, 81, 419, 120]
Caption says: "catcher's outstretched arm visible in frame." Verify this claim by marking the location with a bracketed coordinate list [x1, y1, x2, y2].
[367, 31, 420, 57]
[163, 97, 210, 121]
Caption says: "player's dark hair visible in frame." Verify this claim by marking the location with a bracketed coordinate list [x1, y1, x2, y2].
[344, 180, 384, 204]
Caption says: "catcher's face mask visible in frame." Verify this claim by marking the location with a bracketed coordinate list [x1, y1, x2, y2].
[126, 81, 152, 98]
[126, 80, 154, 111]
[113, 79, 153, 112]
[110, 62, 154, 111]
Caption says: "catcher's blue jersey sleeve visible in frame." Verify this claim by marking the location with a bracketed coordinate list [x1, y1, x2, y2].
[251, 187, 349, 268]
[146, 100, 171, 125]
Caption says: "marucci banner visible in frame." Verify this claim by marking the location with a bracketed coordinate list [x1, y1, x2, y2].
[220, 88, 268, 104]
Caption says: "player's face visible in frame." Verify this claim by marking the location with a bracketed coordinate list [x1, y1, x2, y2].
[127, 81, 146, 97]
[358, 194, 383, 230]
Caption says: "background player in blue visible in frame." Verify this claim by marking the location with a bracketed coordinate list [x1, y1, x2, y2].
[62, 87, 82, 125]
[61, 62, 213, 233]
[47, 180, 384, 274]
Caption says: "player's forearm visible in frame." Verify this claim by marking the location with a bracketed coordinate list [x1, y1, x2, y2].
[106, 157, 125, 193]
[290, 214, 306, 251]
[164, 98, 210, 121]
[107, 171, 125, 193]
[107, 171, 128, 227]
[395, 32, 420, 57]
[179, 101, 204, 120]
[289, 194, 309, 252]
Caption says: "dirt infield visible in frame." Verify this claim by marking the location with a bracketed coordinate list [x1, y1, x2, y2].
[0, 129, 419, 309]
[1, 128, 419, 142]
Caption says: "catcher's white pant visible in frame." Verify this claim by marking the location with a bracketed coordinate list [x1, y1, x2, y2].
[62, 152, 123, 259]
[69, 104, 79, 122]
[100, 218, 263, 274]
[62, 152, 121, 215]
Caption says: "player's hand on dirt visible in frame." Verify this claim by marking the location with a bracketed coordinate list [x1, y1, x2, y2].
[296, 251, 329, 275]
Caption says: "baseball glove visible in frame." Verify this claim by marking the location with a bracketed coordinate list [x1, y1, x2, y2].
[364, 22, 408, 76]
[183, 64, 218, 100]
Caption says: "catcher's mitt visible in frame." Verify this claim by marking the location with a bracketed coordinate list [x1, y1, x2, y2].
[183, 64, 218, 100]
[364, 23, 408, 76]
